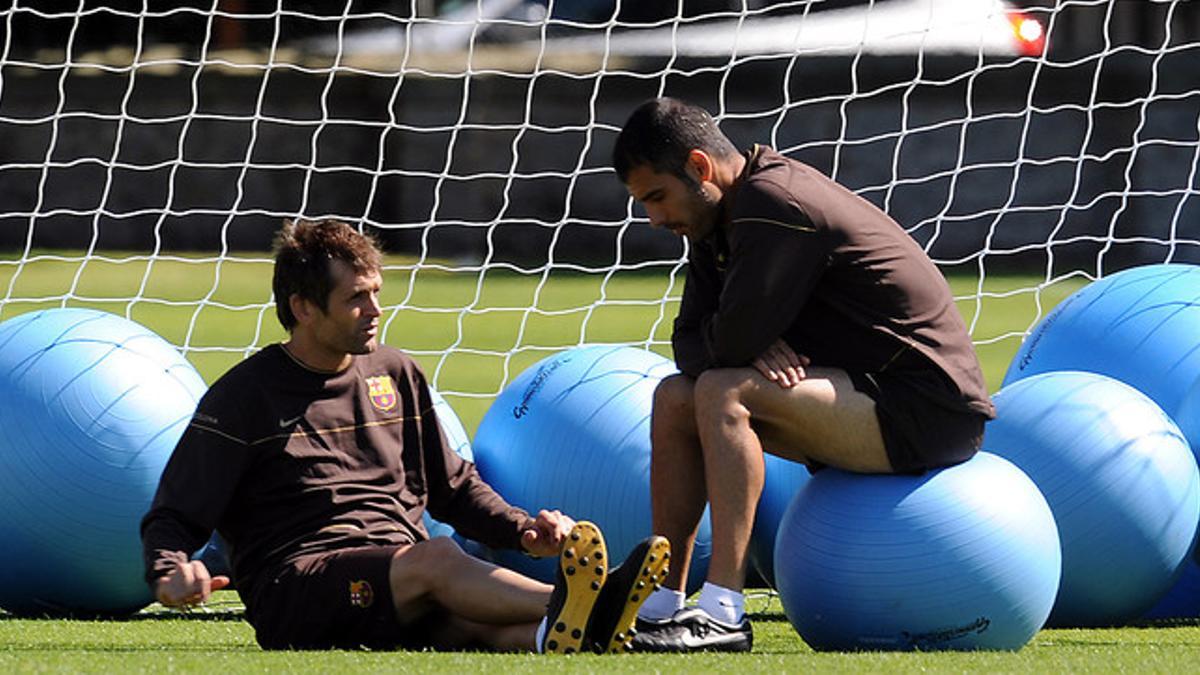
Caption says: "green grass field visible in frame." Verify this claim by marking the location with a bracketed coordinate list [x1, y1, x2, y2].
[4, 252, 1198, 671]
[2, 592, 1198, 673]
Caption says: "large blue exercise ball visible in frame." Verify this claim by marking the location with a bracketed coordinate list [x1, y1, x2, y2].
[1003, 263, 1200, 449]
[748, 453, 810, 589]
[1003, 263, 1200, 619]
[472, 345, 712, 593]
[0, 308, 207, 616]
[423, 386, 474, 540]
[983, 371, 1200, 627]
[774, 452, 1060, 651]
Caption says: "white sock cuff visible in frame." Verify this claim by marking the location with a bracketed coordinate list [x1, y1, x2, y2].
[697, 581, 745, 624]
[637, 587, 686, 621]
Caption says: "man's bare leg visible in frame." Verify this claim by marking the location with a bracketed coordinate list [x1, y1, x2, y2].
[387, 536, 550, 650]
[693, 366, 892, 593]
[648, 374, 709, 593]
[691, 369, 765, 592]
[745, 367, 891, 471]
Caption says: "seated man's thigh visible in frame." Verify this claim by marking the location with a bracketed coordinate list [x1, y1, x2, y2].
[729, 366, 891, 473]
[752, 368, 985, 475]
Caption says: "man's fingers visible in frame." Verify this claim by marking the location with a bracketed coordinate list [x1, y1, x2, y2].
[766, 341, 797, 369]
[783, 347, 803, 369]
[157, 561, 225, 607]
[536, 508, 564, 529]
[521, 526, 561, 558]
[761, 365, 794, 388]
[193, 562, 214, 598]
[773, 341, 811, 385]
[522, 526, 552, 554]
[534, 509, 567, 540]
[546, 510, 573, 540]
[176, 563, 212, 605]
[753, 357, 779, 381]
[760, 352, 778, 371]
[778, 367, 798, 388]
[764, 350, 798, 387]
[755, 340, 811, 388]
[546, 512, 575, 543]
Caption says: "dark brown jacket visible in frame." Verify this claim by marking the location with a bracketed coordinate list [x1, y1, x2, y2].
[674, 146, 993, 417]
[141, 344, 533, 606]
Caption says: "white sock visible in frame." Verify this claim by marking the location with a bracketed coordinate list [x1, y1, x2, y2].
[535, 617, 547, 653]
[696, 581, 744, 624]
[637, 587, 686, 621]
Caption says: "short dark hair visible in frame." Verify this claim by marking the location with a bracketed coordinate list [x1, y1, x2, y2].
[271, 218, 382, 332]
[612, 97, 740, 184]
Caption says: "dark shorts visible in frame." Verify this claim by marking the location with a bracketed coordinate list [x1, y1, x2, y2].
[846, 369, 987, 474]
[249, 545, 429, 651]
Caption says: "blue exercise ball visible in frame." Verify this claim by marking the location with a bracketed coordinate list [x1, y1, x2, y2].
[984, 371, 1200, 627]
[472, 345, 712, 593]
[1004, 264, 1200, 448]
[422, 386, 474, 540]
[774, 452, 1060, 651]
[1003, 263, 1200, 618]
[748, 453, 810, 589]
[0, 308, 207, 616]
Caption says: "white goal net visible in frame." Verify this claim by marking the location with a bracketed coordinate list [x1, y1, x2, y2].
[1, 0, 1198, 429]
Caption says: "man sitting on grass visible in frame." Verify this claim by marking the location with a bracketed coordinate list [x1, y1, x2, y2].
[142, 218, 669, 653]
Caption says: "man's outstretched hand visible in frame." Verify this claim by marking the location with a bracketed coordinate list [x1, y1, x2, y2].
[520, 509, 576, 558]
[155, 559, 231, 608]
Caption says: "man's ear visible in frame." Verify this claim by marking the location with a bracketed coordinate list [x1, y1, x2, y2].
[289, 293, 313, 326]
[686, 149, 715, 183]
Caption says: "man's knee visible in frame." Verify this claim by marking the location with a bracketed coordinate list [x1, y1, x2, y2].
[693, 368, 753, 419]
[388, 537, 470, 620]
[653, 373, 697, 421]
[390, 537, 466, 587]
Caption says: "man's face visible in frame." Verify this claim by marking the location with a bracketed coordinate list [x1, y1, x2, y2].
[624, 163, 721, 242]
[306, 258, 383, 359]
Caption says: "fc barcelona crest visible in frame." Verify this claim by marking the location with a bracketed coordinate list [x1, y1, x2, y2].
[349, 579, 374, 608]
[365, 375, 398, 412]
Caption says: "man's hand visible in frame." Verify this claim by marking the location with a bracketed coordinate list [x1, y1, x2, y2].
[753, 339, 810, 389]
[520, 509, 576, 558]
[154, 560, 231, 608]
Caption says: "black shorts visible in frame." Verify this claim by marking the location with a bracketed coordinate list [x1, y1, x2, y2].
[847, 369, 987, 474]
[249, 545, 429, 651]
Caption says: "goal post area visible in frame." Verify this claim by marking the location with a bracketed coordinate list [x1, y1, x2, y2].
[1, 0, 1198, 427]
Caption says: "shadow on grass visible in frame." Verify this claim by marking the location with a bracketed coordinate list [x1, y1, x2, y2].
[1127, 617, 1200, 628]
[1040, 616, 1200, 641]
[0, 603, 246, 623]
[747, 610, 789, 622]
[0, 644, 257, 653]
